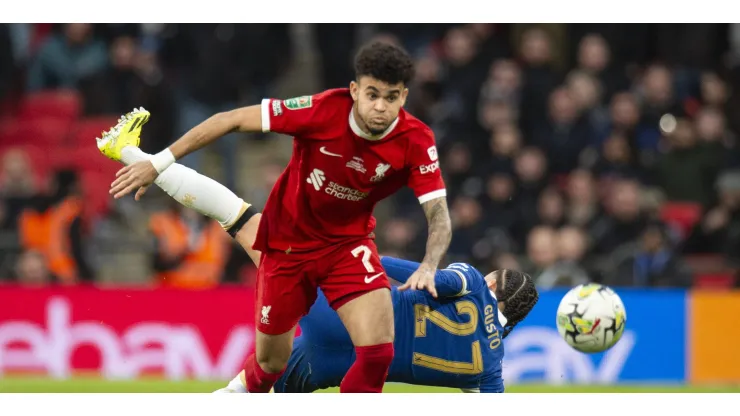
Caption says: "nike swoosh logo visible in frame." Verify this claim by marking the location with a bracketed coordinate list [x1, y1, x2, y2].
[319, 146, 342, 157]
[364, 272, 384, 284]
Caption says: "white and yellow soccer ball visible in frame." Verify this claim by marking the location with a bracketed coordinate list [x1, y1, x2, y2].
[556, 283, 627, 354]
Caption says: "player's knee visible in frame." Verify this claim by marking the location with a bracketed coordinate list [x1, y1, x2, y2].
[255, 352, 289, 374]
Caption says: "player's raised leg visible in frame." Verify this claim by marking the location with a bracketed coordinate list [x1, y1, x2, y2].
[320, 241, 395, 393]
[97, 109, 248, 229]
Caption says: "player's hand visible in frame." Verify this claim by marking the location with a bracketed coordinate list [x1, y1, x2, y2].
[398, 264, 437, 298]
[110, 161, 158, 201]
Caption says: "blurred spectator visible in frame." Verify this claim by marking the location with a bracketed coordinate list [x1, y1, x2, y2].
[565, 169, 602, 228]
[448, 196, 485, 262]
[0, 24, 14, 101]
[0, 149, 38, 198]
[0, 148, 40, 231]
[442, 142, 473, 200]
[380, 215, 428, 263]
[592, 132, 641, 179]
[701, 71, 729, 108]
[438, 26, 489, 137]
[80, 35, 176, 153]
[13, 250, 55, 286]
[605, 221, 692, 287]
[566, 69, 610, 136]
[634, 64, 684, 151]
[484, 123, 521, 172]
[481, 171, 518, 230]
[478, 59, 522, 127]
[148, 200, 231, 289]
[17, 170, 94, 283]
[523, 225, 590, 288]
[684, 170, 740, 265]
[591, 178, 648, 254]
[537, 187, 567, 228]
[575, 34, 630, 102]
[315, 24, 356, 89]
[406, 53, 443, 126]
[607, 92, 642, 146]
[518, 26, 560, 138]
[478, 100, 516, 134]
[27, 23, 108, 91]
[510, 147, 548, 245]
[532, 86, 594, 174]
[654, 118, 722, 205]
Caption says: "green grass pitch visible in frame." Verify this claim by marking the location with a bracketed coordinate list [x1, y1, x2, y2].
[1, 377, 739, 393]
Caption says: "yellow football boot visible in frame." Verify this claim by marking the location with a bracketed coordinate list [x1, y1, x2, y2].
[96, 107, 150, 162]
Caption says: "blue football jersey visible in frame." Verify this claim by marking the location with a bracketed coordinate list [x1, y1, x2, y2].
[386, 260, 506, 392]
[275, 258, 508, 393]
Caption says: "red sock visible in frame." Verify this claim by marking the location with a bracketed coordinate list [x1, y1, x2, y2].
[339, 343, 394, 393]
[243, 353, 285, 393]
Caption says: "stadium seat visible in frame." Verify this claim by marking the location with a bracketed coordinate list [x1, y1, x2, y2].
[0, 118, 74, 147]
[71, 116, 121, 147]
[694, 273, 735, 289]
[18, 90, 82, 122]
[660, 202, 702, 239]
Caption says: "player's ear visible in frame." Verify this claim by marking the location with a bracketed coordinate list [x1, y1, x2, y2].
[400, 87, 409, 106]
[489, 277, 498, 293]
[350, 81, 359, 101]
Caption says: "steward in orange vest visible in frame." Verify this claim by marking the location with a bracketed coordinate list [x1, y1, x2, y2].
[149, 202, 230, 289]
[18, 170, 94, 283]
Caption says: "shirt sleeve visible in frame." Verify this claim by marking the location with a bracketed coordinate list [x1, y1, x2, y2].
[380, 257, 468, 298]
[406, 129, 446, 204]
[260, 91, 343, 138]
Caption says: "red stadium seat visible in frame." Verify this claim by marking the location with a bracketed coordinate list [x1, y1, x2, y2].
[72, 116, 121, 146]
[0, 118, 74, 147]
[694, 273, 735, 289]
[18, 89, 82, 122]
[660, 202, 702, 239]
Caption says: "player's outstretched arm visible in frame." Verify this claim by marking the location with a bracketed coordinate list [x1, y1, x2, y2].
[381, 257, 466, 298]
[110, 105, 263, 199]
[398, 197, 452, 298]
[168, 105, 263, 161]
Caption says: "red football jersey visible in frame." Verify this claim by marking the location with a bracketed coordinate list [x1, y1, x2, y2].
[253, 89, 446, 253]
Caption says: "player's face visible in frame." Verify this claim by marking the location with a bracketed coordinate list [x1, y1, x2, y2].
[350, 76, 408, 135]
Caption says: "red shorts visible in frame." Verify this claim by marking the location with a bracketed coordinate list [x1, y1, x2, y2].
[254, 238, 391, 335]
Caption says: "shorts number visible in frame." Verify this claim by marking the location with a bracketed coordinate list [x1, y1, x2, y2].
[351, 245, 374, 273]
[412, 300, 483, 375]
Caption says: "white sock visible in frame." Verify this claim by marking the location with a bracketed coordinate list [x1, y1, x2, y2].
[121, 147, 247, 229]
[213, 374, 248, 394]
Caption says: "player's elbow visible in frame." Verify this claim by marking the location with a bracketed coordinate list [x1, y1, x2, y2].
[229, 105, 263, 133]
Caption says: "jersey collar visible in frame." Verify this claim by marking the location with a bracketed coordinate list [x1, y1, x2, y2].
[490, 290, 508, 327]
[349, 109, 400, 141]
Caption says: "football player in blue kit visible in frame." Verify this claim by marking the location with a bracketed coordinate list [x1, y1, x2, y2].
[271, 257, 539, 393]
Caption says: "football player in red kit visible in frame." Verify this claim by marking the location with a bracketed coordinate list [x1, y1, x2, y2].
[109, 42, 452, 393]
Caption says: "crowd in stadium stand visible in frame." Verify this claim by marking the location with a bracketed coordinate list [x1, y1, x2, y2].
[1, 24, 739, 288]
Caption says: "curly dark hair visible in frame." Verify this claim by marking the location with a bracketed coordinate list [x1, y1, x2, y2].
[354, 42, 415, 86]
[493, 269, 539, 339]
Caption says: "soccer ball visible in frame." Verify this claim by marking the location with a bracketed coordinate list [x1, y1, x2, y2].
[556, 283, 627, 354]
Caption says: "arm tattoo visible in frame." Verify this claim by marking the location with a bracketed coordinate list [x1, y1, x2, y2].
[420, 197, 452, 269]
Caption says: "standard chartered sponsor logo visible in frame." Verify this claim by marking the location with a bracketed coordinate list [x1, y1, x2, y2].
[325, 182, 368, 201]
